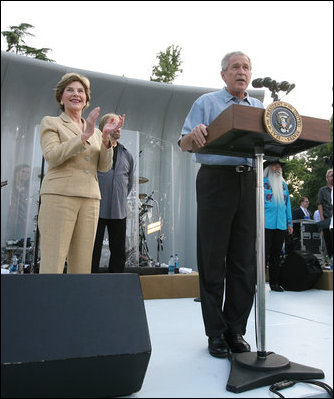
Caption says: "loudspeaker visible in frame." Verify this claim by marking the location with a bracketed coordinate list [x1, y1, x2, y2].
[279, 250, 323, 291]
[1, 274, 151, 398]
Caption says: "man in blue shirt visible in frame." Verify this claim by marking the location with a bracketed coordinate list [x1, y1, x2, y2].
[178, 51, 264, 358]
[264, 159, 293, 292]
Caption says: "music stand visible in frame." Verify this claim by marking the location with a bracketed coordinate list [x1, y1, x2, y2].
[193, 104, 331, 393]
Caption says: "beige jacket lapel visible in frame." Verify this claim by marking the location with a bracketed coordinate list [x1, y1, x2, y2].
[59, 112, 92, 144]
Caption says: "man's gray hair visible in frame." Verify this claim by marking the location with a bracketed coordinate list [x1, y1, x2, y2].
[326, 169, 333, 179]
[221, 51, 252, 71]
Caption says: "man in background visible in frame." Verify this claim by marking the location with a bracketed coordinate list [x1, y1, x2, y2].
[91, 113, 134, 273]
[264, 159, 293, 292]
[291, 197, 312, 247]
[317, 169, 333, 261]
[292, 197, 312, 220]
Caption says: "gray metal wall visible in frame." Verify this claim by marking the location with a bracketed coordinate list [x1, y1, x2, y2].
[1, 51, 264, 270]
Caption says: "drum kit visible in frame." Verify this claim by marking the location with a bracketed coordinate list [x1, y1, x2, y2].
[139, 176, 153, 217]
[138, 177, 163, 266]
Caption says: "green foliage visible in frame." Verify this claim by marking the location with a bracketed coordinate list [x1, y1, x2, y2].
[150, 44, 183, 83]
[1, 22, 54, 62]
[1, 23, 33, 52]
[284, 116, 333, 213]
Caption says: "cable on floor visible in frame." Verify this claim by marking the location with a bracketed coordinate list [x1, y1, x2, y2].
[269, 379, 333, 398]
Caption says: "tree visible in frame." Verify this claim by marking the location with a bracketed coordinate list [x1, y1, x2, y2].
[150, 44, 183, 83]
[1, 22, 54, 62]
[284, 115, 333, 212]
[2, 22, 33, 53]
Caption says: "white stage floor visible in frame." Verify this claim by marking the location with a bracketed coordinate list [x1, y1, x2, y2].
[121, 284, 333, 398]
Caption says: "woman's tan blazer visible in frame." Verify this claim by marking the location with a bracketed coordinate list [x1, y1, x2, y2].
[39, 112, 113, 199]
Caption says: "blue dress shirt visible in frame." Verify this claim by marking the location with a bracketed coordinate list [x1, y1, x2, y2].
[178, 87, 264, 166]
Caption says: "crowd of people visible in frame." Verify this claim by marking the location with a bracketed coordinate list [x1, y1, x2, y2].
[6, 51, 333, 359]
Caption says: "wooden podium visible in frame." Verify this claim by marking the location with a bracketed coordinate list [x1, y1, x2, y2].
[192, 104, 331, 393]
[192, 103, 331, 157]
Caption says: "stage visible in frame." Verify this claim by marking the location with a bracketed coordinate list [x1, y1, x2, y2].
[121, 284, 332, 398]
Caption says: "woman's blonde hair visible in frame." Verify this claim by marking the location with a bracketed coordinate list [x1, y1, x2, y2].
[98, 113, 118, 132]
[55, 72, 91, 111]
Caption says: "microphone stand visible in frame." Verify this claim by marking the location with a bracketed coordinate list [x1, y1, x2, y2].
[33, 156, 45, 273]
[225, 145, 325, 392]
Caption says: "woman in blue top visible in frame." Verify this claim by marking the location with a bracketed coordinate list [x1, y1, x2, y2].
[264, 159, 293, 291]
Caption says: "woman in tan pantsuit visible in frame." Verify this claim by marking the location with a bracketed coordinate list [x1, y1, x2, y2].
[38, 72, 125, 273]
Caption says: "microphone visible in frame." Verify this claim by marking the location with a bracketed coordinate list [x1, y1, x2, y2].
[277, 81, 290, 91]
[286, 83, 296, 95]
[263, 77, 273, 88]
[271, 80, 279, 92]
[252, 78, 264, 88]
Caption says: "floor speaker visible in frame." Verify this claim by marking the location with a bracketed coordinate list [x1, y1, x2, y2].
[1, 273, 151, 398]
[279, 250, 323, 291]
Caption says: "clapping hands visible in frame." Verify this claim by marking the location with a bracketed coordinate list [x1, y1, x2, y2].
[83, 106, 101, 141]
[102, 114, 126, 136]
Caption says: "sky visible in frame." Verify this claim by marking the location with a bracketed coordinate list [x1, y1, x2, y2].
[1, 1, 333, 121]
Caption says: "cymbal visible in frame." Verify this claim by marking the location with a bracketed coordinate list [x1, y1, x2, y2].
[139, 176, 149, 184]
[139, 193, 147, 200]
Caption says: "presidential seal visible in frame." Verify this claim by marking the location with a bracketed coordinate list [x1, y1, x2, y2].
[263, 101, 302, 143]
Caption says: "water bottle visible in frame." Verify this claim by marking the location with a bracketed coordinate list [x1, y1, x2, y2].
[174, 254, 180, 271]
[168, 255, 175, 275]
[9, 254, 18, 274]
[18, 260, 24, 274]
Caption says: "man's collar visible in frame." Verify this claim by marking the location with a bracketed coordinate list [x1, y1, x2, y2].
[222, 87, 251, 104]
